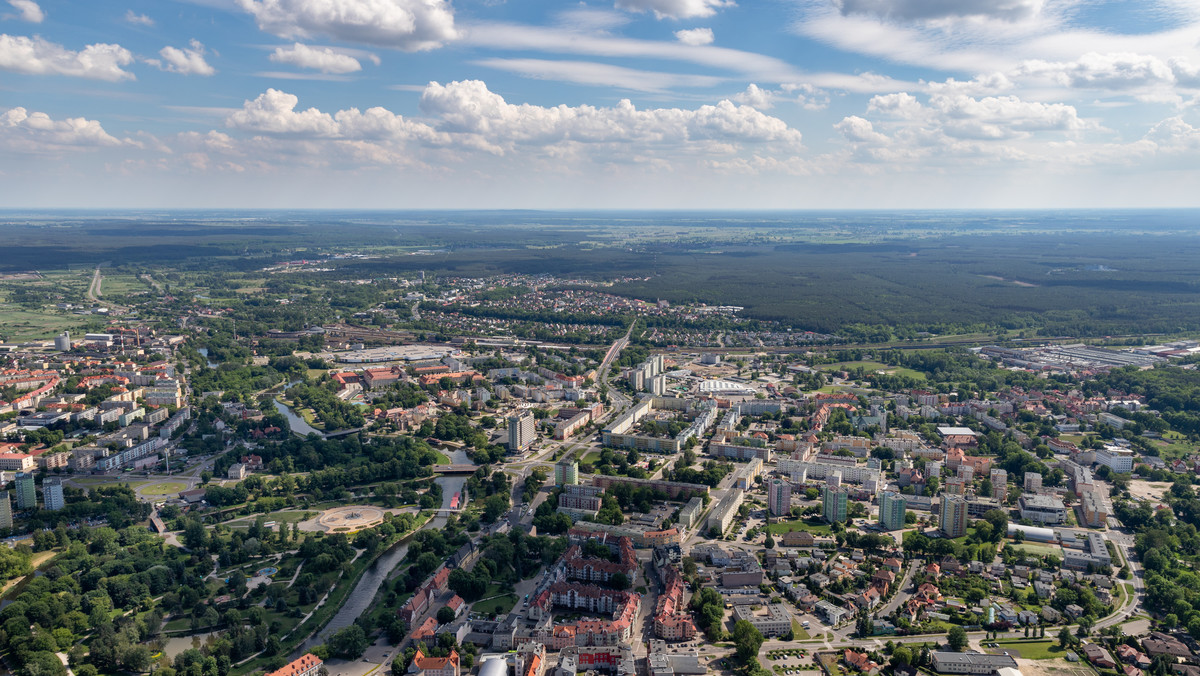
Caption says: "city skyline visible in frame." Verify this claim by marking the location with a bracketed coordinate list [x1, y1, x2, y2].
[4, 0, 1200, 208]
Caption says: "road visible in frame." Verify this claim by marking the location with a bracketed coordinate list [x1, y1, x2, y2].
[504, 325, 634, 526]
[874, 559, 920, 619]
[86, 266, 102, 301]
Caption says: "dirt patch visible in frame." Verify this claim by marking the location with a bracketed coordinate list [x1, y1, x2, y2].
[315, 505, 385, 533]
[1128, 480, 1171, 504]
[1018, 657, 1093, 676]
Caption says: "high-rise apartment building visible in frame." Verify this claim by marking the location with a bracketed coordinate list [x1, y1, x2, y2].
[822, 486, 848, 524]
[14, 472, 36, 511]
[43, 478, 65, 511]
[555, 458, 579, 486]
[878, 491, 907, 530]
[768, 479, 791, 517]
[0, 492, 11, 529]
[940, 494, 968, 539]
[507, 412, 536, 452]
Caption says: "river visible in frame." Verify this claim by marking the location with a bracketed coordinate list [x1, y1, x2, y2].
[300, 446, 470, 650]
[196, 347, 219, 369]
[272, 398, 323, 437]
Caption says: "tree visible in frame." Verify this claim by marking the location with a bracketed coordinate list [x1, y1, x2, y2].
[892, 648, 913, 667]
[732, 620, 765, 663]
[437, 606, 456, 624]
[947, 626, 968, 651]
[329, 625, 369, 659]
[1058, 628, 1073, 649]
[764, 535, 775, 549]
[610, 572, 631, 590]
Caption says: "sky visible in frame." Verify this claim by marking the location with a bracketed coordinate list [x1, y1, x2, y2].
[4, 0, 1200, 209]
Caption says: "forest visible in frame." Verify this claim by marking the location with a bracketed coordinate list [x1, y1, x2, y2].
[6, 210, 1200, 339]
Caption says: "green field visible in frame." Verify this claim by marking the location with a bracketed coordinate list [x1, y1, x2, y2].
[140, 482, 189, 496]
[821, 361, 927, 381]
[1009, 542, 1062, 558]
[473, 593, 518, 616]
[992, 640, 1068, 660]
[766, 519, 833, 535]
[0, 306, 88, 341]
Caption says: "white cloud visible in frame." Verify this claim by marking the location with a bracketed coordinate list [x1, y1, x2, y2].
[929, 93, 1090, 138]
[614, 0, 734, 20]
[1, 106, 124, 152]
[236, 0, 458, 51]
[226, 88, 445, 144]
[270, 42, 363, 73]
[463, 22, 801, 83]
[675, 27, 714, 45]
[124, 10, 155, 26]
[834, 0, 1044, 22]
[417, 79, 801, 150]
[474, 58, 724, 92]
[152, 39, 216, 76]
[733, 83, 774, 108]
[835, 115, 889, 143]
[0, 34, 134, 81]
[867, 92, 922, 117]
[923, 72, 1013, 96]
[6, 0, 43, 22]
[1020, 52, 1175, 90]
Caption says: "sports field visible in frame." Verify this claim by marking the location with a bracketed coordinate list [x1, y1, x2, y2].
[140, 482, 189, 496]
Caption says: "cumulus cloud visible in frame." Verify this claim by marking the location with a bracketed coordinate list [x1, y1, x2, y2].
[152, 39, 215, 76]
[867, 92, 922, 117]
[733, 83, 774, 108]
[124, 10, 154, 26]
[674, 27, 714, 45]
[6, 0, 43, 23]
[219, 81, 803, 168]
[835, 115, 889, 143]
[226, 88, 445, 145]
[929, 94, 1089, 139]
[270, 42, 363, 73]
[834, 0, 1043, 22]
[614, 0, 735, 20]
[0, 34, 134, 81]
[236, 0, 458, 51]
[1020, 52, 1175, 90]
[418, 79, 801, 150]
[1, 106, 124, 152]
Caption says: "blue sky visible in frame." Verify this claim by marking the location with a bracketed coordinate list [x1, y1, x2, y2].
[4, 0, 1200, 208]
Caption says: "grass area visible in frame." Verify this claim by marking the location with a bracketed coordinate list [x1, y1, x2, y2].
[1010, 542, 1062, 558]
[473, 593, 518, 616]
[0, 306, 87, 341]
[0, 549, 59, 596]
[432, 449, 452, 465]
[766, 518, 833, 535]
[993, 639, 1068, 660]
[791, 618, 811, 639]
[140, 481, 189, 496]
[820, 361, 927, 381]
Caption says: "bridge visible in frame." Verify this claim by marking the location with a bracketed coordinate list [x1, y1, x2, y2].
[432, 464, 477, 475]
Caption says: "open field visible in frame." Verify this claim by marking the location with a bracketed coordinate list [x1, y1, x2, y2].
[820, 361, 927, 381]
[140, 482, 189, 496]
[0, 307, 87, 341]
[1010, 542, 1062, 558]
[767, 519, 833, 535]
[1128, 480, 1172, 503]
[993, 640, 1068, 660]
[1016, 658, 1094, 676]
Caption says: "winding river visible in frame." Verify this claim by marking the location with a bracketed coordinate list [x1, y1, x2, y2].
[300, 446, 470, 650]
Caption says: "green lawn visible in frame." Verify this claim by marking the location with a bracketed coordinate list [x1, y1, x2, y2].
[820, 361, 927, 381]
[791, 618, 811, 639]
[992, 640, 1068, 660]
[141, 482, 189, 496]
[1009, 542, 1062, 558]
[766, 518, 833, 535]
[473, 593, 518, 616]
